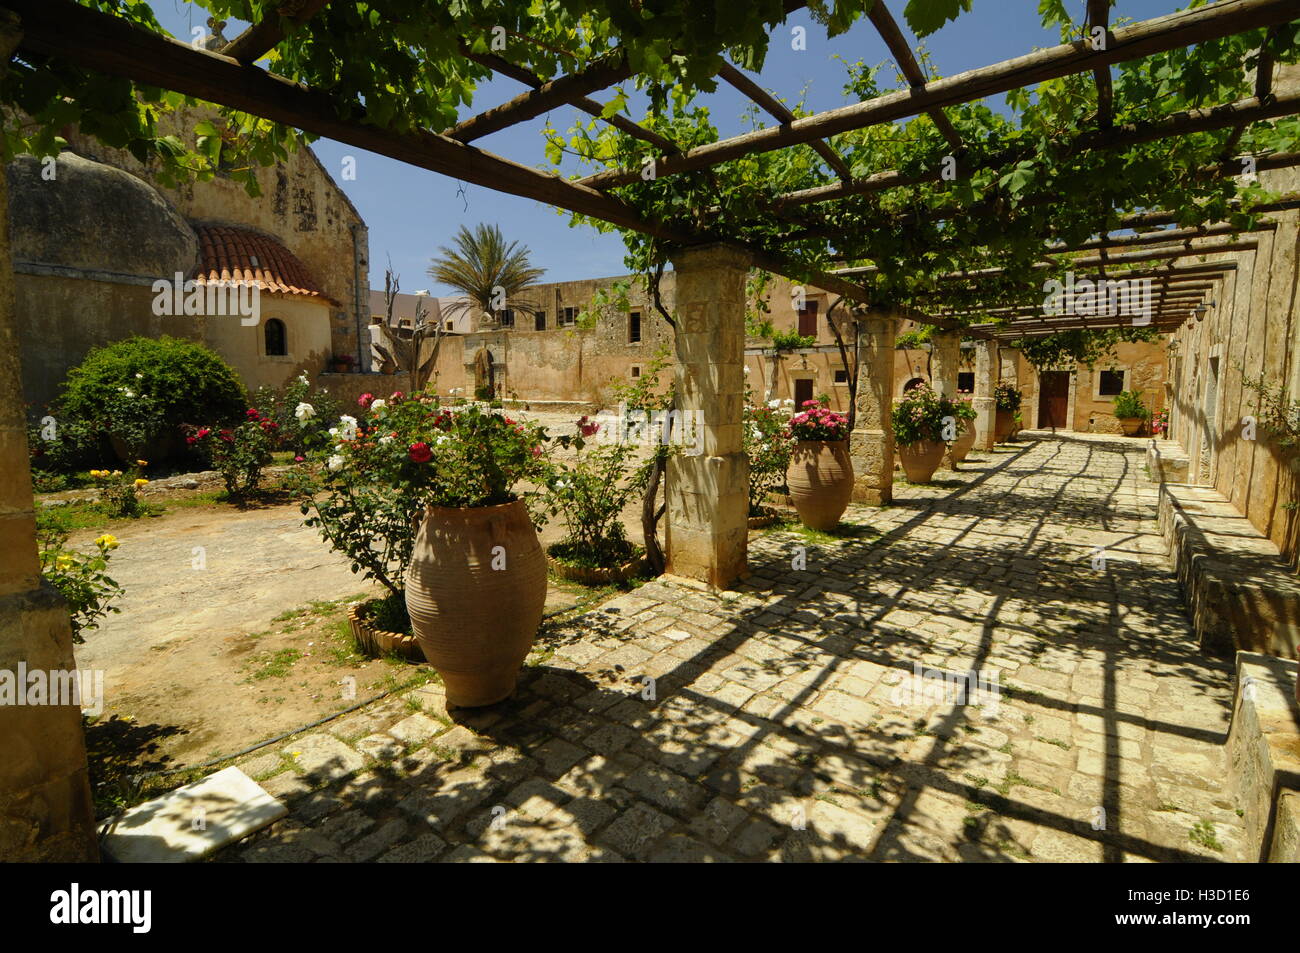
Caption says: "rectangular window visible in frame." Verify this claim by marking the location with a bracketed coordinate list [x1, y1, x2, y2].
[628, 311, 642, 344]
[833, 369, 848, 384]
[497, 309, 514, 328]
[958, 372, 975, 393]
[631, 366, 641, 379]
[559, 307, 578, 328]
[1099, 369, 1125, 396]
[797, 299, 820, 337]
[533, 311, 547, 331]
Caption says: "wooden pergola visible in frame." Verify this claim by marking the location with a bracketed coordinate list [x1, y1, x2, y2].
[1, 0, 1299, 861]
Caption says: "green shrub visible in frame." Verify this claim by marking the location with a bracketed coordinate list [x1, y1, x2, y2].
[56, 336, 246, 456]
[1113, 389, 1149, 419]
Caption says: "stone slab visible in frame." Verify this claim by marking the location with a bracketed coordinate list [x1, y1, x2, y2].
[1227, 652, 1300, 863]
[102, 767, 287, 863]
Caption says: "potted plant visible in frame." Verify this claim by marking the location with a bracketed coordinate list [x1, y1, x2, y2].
[540, 415, 645, 583]
[994, 382, 1022, 442]
[744, 397, 794, 527]
[306, 395, 550, 706]
[785, 399, 853, 531]
[1113, 388, 1149, 436]
[1151, 408, 1170, 439]
[891, 382, 958, 483]
[947, 398, 978, 465]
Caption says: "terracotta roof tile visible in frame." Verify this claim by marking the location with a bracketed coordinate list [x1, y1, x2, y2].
[194, 224, 336, 304]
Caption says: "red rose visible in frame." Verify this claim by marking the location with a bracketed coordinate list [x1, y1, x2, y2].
[196, 427, 211, 439]
[580, 421, 600, 437]
[408, 442, 432, 463]
[358, 393, 374, 409]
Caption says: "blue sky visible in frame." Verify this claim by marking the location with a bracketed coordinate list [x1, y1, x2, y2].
[149, 0, 1186, 294]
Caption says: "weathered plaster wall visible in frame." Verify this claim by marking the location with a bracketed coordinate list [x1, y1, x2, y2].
[1167, 164, 1300, 567]
[1072, 341, 1169, 433]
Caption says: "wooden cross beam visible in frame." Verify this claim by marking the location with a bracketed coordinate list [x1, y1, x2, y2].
[579, 0, 1300, 190]
[1087, 0, 1115, 130]
[221, 0, 329, 64]
[866, 0, 963, 152]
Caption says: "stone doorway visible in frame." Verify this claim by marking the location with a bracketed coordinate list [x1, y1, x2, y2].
[1038, 370, 1071, 430]
[473, 347, 496, 399]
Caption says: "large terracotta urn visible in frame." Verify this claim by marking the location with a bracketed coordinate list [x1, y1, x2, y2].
[1119, 417, 1143, 436]
[994, 408, 1016, 443]
[786, 439, 853, 531]
[948, 423, 977, 463]
[406, 499, 547, 707]
[898, 440, 946, 483]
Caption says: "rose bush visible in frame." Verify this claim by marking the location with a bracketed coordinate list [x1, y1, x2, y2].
[744, 398, 794, 515]
[891, 382, 961, 446]
[540, 416, 641, 570]
[787, 399, 849, 442]
[39, 530, 125, 644]
[185, 407, 277, 500]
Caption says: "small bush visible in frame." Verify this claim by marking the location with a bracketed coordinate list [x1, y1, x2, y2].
[1113, 389, 1150, 419]
[56, 336, 246, 458]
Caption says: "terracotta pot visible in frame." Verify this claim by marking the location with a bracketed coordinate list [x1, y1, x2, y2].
[898, 440, 946, 483]
[994, 408, 1016, 443]
[405, 499, 547, 707]
[786, 439, 854, 531]
[1119, 417, 1143, 436]
[948, 423, 977, 463]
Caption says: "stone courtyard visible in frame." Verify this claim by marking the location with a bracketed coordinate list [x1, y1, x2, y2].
[213, 431, 1243, 863]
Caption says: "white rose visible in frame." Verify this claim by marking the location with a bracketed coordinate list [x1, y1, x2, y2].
[369, 398, 386, 412]
[378, 434, 394, 445]
[767, 399, 780, 409]
[327, 454, 345, 471]
[337, 415, 358, 440]
[294, 402, 316, 422]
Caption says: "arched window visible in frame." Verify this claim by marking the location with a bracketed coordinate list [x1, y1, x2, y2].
[903, 376, 927, 393]
[265, 318, 287, 356]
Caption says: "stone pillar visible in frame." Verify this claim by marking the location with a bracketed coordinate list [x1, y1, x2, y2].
[850, 310, 898, 504]
[930, 330, 961, 397]
[999, 345, 1023, 437]
[0, 11, 98, 863]
[664, 244, 749, 588]
[973, 338, 999, 451]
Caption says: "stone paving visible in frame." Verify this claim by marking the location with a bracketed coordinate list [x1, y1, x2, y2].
[217, 432, 1244, 862]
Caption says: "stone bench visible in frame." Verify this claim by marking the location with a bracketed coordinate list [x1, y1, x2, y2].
[1145, 439, 1190, 484]
[1226, 653, 1300, 862]
[1156, 483, 1300, 658]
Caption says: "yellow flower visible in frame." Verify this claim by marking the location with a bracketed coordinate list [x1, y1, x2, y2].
[94, 534, 119, 551]
[55, 554, 74, 570]
[134, 478, 149, 488]
[111, 470, 122, 477]
[136, 459, 148, 468]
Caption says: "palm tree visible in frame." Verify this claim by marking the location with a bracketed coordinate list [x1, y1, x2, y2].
[428, 223, 544, 329]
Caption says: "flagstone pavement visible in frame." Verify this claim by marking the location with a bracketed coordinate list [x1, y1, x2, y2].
[216, 431, 1244, 863]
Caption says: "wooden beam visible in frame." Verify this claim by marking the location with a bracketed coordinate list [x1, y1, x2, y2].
[866, 0, 963, 151]
[1087, 0, 1115, 129]
[6, 0, 674, 241]
[579, 0, 1300, 189]
[716, 61, 853, 181]
[458, 46, 680, 154]
[774, 92, 1300, 210]
[444, 55, 632, 143]
[221, 0, 329, 64]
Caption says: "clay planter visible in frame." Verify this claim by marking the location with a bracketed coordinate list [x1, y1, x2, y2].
[547, 548, 644, 584]
[948, 424, 977, 463]
[994, 408, 1016, 443]
[748, 512, 779, 529]
[1119, 417, 1143, 436]
[405, 499, 547, 707]
[786, 439, 854, 531]
[348, 600, 423, 661]
[898, 440, 946, 483]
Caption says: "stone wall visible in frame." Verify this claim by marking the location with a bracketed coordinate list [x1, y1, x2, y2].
[1166, 164, 1300, 568]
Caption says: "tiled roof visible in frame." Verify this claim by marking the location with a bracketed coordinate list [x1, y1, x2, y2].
[194, 224, 336, 303]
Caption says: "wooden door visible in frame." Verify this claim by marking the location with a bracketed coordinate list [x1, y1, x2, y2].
[1038, 371, 1070, 430]
[794, 377, 814, 408]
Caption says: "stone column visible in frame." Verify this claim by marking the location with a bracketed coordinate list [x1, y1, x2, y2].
[999, 345, 1023, 436]
[850, 310, 898, 504]
[930, 329, 961, 397]
[664, 244, 749, 588]
[973, 338, 999, 451]
[0, 12, 98, 862]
